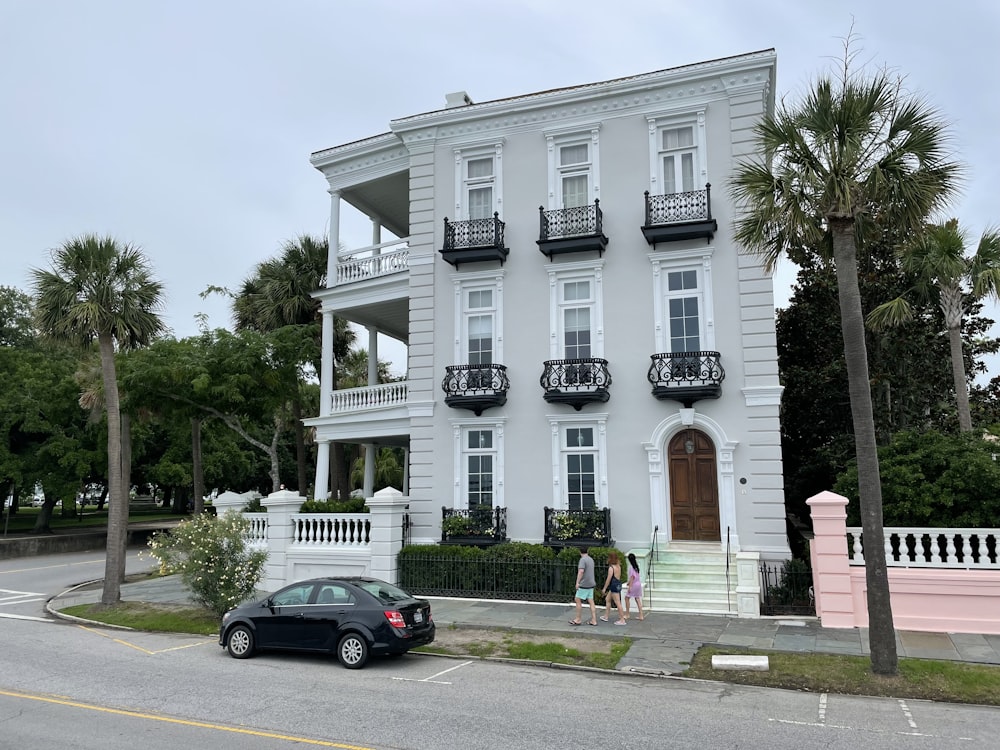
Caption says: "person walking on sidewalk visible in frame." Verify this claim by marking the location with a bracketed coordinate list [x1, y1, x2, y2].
[599, 551, 627, 625]
[623, 552, 644, 621]
[569, 547, 597, 626]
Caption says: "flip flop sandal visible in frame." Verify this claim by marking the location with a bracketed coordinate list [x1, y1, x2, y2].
[568, 620, 582, 626]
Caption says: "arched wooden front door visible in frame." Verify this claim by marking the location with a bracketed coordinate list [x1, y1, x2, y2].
[668, 429, 720, 541]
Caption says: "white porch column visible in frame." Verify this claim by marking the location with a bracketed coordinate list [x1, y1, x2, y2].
[261, 488, 306, 592]
[314, 442, 330, 500]
[402, 447, 410, 496]
[326, 190, 341, 283]
[321, 310, 334, 415]
[367, 326, 378, 385]
[366, 487, 409, 584]
[363, 443, 376, 498]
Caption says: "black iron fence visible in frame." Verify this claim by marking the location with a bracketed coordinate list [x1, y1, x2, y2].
[644, 184, 713, 225]
[543, 507, 613, 546]
[399, 555, 580, 601]
[759, 560, 815, 616]
[443, 214, 506, 250]
[441, 506, 508, 544]
[539, 200, 603, 240]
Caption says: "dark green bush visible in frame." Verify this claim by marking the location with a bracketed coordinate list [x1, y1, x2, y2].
[299, 497, 368, 514]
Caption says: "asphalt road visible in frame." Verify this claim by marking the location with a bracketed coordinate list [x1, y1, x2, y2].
[2, 551, 998, 749]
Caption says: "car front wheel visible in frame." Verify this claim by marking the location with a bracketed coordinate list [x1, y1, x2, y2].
[337, 633, 369, 669]
[226, 625, 255, 659]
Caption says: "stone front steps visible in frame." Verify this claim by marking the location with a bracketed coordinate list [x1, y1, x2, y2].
[644, 542, 739, 615]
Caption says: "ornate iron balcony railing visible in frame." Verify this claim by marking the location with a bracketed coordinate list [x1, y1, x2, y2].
[543, 506, 613, 546]
[644, 184, 713, 225]
[441, 364, 509, 415]
[647, 351, 724, 406]
[441, 506, 508, 544]
[443, 214, 506, 250]
[539, 200, 603, 240]
[539, 358, 611, 410]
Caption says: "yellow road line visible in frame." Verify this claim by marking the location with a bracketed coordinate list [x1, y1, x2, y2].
[0, 688, 375, 749]
[78, 624, 214, 655]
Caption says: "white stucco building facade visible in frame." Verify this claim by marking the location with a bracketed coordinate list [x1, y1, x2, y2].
[305, 50, 789, 615]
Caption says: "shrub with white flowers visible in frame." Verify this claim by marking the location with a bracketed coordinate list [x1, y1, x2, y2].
[146, 510, 267, 616]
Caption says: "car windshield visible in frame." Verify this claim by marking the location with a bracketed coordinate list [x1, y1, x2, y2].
[358, 581, 412, 604]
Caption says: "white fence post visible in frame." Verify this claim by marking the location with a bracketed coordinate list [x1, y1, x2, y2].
[214, 490, 247, 515]
[261, 489, 306, 591]
[366, 487, 409, 585]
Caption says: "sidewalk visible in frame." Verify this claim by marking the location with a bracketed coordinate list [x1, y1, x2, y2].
[49, 574, 1000, 675]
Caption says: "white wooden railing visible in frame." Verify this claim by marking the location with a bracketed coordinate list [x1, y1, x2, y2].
[331, 381, 407, 413]
[244, 512, 269, 548]
[335, 239, 409, 286]
[292, 513, 371, 547]
[846, 527, 1000, 570]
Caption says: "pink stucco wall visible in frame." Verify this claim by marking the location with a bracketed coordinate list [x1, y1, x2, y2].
[808, 491, 1000, 635]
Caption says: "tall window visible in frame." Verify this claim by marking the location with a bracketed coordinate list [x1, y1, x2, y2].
[455, 144, 502, 221]
[560, 279, 593, 359]
[465, 157, 494, 220]
[465, 288, 494, 365]
[564, 426, 597, 511]
[465, 428, 495, 508]
[558, 142, 591, 208]
[666, 269, 701, 352]
[659, 125, 696, 194]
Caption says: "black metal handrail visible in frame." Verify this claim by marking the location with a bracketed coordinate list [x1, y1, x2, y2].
[441, 364, 509, 396]
[543, 506, 612, 546]
[539, 200, 603, 240]
[444, 213, 506, 250]
[441, 506, 507, 542]
[647, 351, 724, 387]
[644, 184, 713, 225]
[648, 525, 658, 594]
[540, 358, 611, 391]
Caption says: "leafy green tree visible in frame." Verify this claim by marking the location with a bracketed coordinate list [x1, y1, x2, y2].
[146, 511, 267, 616]
[835, 431, 1000, 527]
[730, 46, 960, 674]
[32, 234, 165, 606]
[0, 286, 35, 348]
[868, 219, 1000, 432]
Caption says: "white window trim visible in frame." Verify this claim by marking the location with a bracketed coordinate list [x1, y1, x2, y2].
[544, 126, 600, 210]
[451, 269, 505, 364]
[547, 413, 608, 510]
[450, 417, 506, 510]
[646, 110, 707, 195]
[454, 142, 504, 220]
[650, 250, 715, 353]
[545, 259, 604, 359]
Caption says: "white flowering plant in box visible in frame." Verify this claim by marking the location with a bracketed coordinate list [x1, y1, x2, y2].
[145, 510, 267, 617]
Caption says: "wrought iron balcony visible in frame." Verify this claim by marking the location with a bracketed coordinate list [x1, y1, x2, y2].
[440, 214, 508, 267]
[539, 358, 611, 410]
[647, 351, 725, 407]
[537, 200, 608, 259]
[441, 506, 508, 545]
[543, 506, 613, 547]
[641, 184, 717, 245]
[441, 364, 509, 416]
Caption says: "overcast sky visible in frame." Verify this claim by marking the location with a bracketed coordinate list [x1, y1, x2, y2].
[3, 1, 998, 375]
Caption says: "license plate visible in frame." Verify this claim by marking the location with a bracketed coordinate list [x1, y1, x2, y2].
[413, 611, 423, 623]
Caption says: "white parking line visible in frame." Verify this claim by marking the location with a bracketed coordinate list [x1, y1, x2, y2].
[898, 699, 918, 729]
[0, 588, 45, 605]
[0, 612, 52, 622]
[392, 660, 474, 684]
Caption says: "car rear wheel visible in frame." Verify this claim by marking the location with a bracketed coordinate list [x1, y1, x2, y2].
[337, 633, 369, 669]
[226, 625, 255, 659]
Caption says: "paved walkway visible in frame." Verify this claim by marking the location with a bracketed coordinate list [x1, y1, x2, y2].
[49, 574, 1000, 675]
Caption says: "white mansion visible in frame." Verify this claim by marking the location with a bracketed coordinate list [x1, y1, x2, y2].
[303, 49, 788, 615]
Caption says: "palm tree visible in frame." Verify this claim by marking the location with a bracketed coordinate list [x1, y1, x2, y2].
[731, 51, 960, 675]
[234, 235, 356, 497]
[32, 234, 164, 606]
[867, 220, 1000, 432]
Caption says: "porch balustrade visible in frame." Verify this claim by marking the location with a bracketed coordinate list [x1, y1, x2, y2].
[846, 527, 1000, 570]
[292, 513, 371, 547]
[330, 381, 407, 412]
[334, 240, 409, 285]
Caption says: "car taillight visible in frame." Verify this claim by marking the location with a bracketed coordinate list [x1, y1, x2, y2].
[384, 610, 406, 629]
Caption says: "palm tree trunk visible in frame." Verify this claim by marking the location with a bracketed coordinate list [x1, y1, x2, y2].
[191, 417, 204, 514]
[831, 221, 898, 675]
[98, 331, 127, 606]
[947, 325, 973, 431]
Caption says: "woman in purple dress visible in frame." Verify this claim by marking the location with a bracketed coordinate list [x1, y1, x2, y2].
[624, 552, 644, 621]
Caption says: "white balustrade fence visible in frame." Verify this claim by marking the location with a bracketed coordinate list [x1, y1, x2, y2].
[331, 382, 407, 413]
[291, 513, 371, 547]
[244, 512, 269, 548]
[846, 527, 1000, 570]
[335, 242, 409, 285]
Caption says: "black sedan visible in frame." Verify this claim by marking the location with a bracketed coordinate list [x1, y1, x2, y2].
[219, 577, 435, 668]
